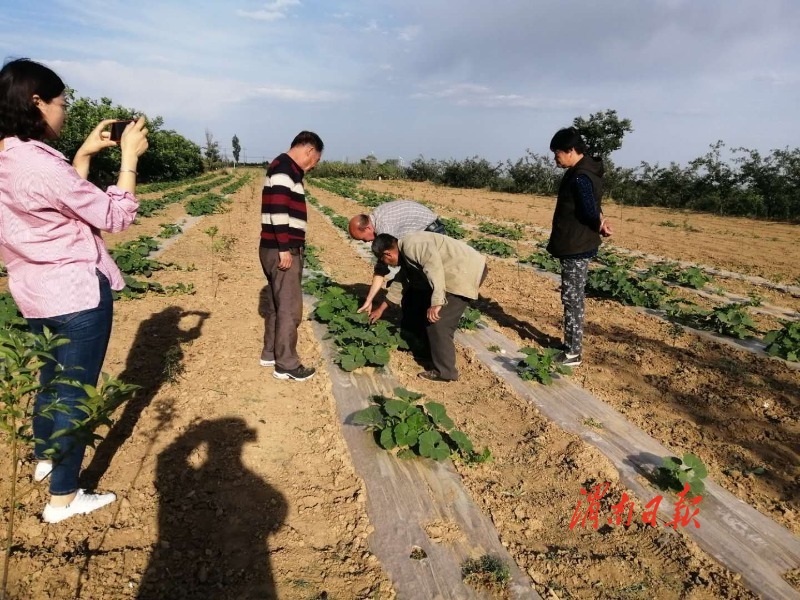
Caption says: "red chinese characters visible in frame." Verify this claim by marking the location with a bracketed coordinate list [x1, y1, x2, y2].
[569, 482, 702, 530]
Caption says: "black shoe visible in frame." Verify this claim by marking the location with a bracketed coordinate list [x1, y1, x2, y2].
[273, 365, 316, 381]
[553, 351, 582, 367]
[417, 370, 457, 382]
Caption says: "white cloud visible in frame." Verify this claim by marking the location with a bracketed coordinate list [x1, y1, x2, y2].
[362, 20, 381, 33]
[412, 82, 584, 110]
[246, 86, 347, 103]
[236, 0, 300, 21]
[48, 59, 343, 123]
[397, 25, 421, 42]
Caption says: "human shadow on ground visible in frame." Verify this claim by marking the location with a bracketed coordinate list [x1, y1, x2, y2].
[137, 417, 287, 600]
[80, 306, 210, 490]
[473, 294, 563, 349]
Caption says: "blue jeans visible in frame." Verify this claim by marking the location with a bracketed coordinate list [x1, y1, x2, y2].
[27, 271, 114, 495]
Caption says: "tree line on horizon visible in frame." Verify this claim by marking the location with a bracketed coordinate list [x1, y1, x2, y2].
[312, 110, 800, 222]
[53, 97, 799, 222]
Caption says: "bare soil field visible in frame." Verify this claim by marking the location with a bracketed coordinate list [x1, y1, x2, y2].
[340, 182, 800, 533]
[1, 173, 393, 600]
[361, 180, 800, 288]
[0, 173, 796, 599]
[305, 195, 759, 599]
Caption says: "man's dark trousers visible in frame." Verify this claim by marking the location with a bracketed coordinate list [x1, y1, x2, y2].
[400, 288, 467, 380]
[259, 246, 304, 370]
[426, 293, 470, 381]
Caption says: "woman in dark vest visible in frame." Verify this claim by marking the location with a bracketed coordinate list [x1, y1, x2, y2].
[546, 127, 612, 366]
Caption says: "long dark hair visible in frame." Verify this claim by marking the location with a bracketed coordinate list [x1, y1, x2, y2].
[0, 58, 66, 141]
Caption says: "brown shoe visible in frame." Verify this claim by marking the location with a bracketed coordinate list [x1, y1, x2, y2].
[417, 370, 457, 382]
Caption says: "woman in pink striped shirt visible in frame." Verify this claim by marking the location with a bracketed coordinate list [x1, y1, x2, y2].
[0, 58, 148, 523]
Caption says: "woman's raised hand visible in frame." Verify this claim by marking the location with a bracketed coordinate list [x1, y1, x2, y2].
[119, 117, 149, 161]
[75, 119, 119, 159]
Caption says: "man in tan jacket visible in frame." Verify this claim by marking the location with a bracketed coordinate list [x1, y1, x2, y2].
[369, 232, 487, 382]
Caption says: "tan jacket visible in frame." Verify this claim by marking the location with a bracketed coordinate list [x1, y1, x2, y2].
[385, 232, 487, 307]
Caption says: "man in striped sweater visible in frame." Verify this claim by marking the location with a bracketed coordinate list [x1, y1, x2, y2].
[259, 131, 323, 381]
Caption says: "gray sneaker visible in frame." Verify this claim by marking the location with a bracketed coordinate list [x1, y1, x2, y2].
[554, 351, 582, 367]
[273, 365, 316, 381]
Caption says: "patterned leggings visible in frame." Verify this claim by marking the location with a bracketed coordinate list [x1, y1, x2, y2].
[560, 257, 591, 355]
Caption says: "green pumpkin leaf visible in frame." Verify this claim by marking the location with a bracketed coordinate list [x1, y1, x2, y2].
[379, 427, 396, 450]
[383, 399, 411, 418]
[352, 406, 385, 427]
[448, 429, 474, 454]
[425, 402, 455, 430]
[394, 387, 424, 402]
[340, 354, 359, 372]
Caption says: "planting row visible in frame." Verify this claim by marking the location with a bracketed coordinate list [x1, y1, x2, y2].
[309, 180, 799, 363]
[138, 171, 251, 218]
[306, 203, 712, 504]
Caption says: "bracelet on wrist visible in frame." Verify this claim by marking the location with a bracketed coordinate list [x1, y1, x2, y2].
[119, 168, 138, 175]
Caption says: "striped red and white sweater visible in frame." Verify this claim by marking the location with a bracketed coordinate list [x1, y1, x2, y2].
[260, 153, 307, 250]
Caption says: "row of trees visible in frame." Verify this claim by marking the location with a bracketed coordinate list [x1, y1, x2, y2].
[402, 148, 800, 221]
[53, 91, 203, 187]
[334, 110, 797, 222]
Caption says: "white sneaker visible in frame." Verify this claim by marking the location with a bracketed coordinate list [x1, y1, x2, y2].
[259, 359, 276, 367]
[42, 489, 116, 524]
[34, 461, 52, 482]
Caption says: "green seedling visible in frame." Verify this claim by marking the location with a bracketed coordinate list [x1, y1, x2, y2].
[157, 223, 183, 238]
[519, 251, 561, 273]
[352, 387, 490, 463]
[312, 285, 407, 371]
[477, 221, 524, 240]
[516, 347, 572, 385]
[458, 307, 483, 330]
[468, 237, 515, 258]
[110, 236, 162, 277]
[438, 217, 467, 239]
[586, 265, 670, 309]
[0, 326, 138, 597]
[655, 453, 707, 497]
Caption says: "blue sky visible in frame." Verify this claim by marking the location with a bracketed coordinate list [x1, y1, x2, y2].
[2, 0, 798, 168]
